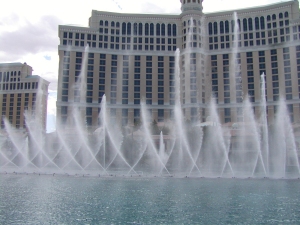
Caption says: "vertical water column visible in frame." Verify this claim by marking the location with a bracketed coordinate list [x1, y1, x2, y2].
[260, 73, 269, 175]
[173, 49, 200, 175]
[71, 46, 105, 173]
[71, 45, 90, 168]
[270, 98, 300, 178]
[200, 99, 233, 177]
[232, 12, 243, 105]
[99, 95, 107, 169]
[100, 95, 134, 175]
[25, 78, 58, 172]
[140, 102, 170, 175]
[158, 131, 170, 175]
[3, 120, 30, 171]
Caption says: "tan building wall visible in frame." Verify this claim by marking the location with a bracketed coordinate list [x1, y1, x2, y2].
[56, 0, 300, 129]
[0, 63, 49, 131]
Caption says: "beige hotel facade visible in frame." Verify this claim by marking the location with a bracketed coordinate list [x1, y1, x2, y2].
[57, 0, 300, 129]
[0, 63, 49, 131]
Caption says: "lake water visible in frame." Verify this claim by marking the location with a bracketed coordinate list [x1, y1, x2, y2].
[0, 174, 299, 224]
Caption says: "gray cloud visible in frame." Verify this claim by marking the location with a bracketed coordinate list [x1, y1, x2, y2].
[0, 15, 61, 61]
[0, 13, 21, 26]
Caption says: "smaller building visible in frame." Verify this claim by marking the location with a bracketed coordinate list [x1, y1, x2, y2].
[0, 63, 49, 131]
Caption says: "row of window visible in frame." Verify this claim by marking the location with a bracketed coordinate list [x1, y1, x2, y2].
[296, 46, 300, 99]
[283, 47, 292, 100]
[182, 0, 201, 4]
[208, 12, 289, 35]
[98, 22, 177, 37]
[208, 28, 300, 50]
[210, 48, 299, 103]
[0, 71, 21, 83]
[1, 93, 37, 125]
[0, 82, 39, 91]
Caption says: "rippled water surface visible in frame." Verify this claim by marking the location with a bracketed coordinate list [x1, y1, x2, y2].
[0, 175, 300, 224]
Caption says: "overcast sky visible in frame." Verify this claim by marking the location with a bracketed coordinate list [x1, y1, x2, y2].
[0, 0, 295, 131]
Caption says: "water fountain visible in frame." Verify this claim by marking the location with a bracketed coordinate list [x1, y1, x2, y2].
[1, 13, 299, 179]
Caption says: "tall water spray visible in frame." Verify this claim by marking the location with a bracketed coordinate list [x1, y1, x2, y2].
[1, 43, 300, 178]
[2, 120, 29, 169]
[260, 73, 269, 174]
[140, 102, 170, 175]
[231, 12, 243, 104]
[199, 99, 234, 177]
[229, 97, 266, 178]
[158, 131, 168, 175]
[269, 98, 300, 178]
[98, 95, 134, 175]
[70, 46, 102, 170]
[24, 78, 62, 172]
[173, 49, 200, 175]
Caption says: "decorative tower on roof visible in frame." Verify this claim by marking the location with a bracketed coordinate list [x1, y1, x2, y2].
[180, 0, 203, 13]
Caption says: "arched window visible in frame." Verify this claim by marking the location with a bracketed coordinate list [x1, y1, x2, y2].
[193, 19, 196, 26]
[161, 24, 165, 36]
[248, 18, 253, 31]
[14, 71, 16, 76]
[231, 20, 235, 33]
[243, 18, 247, 31]
[139, 23, 143, 36]
[272, 14, 276, 20]
[122, 22, 126, 35]
[134, 23, 138, 35]
[0, 72, 2, 82]
[213, 22, 218, 34]
[208, 22, 213, 35]
[168, 24, 172, 36]
[267, 15, 271, 21]
[18, 71, 20, 76]
[111, 21, 115, 27]
[284, 12, 289, 18]
[105, 21, 108, 26]
[255, 17, 259, 30]
[127, 22, 131, 35]
[172, 24, 177, 36]
[260, 16, 265, 29]
[156, 24, 160, 36]
[183, 21, 186, 27]
[237, 19, 241, 31]
[279, 13, 283, 19]
[145, 23, 149, 35]
[220, 21, 224, 34]
[11, 71, 13, 75]
[116, 22, 120, 28]
[225, 21, 229, 33]
[99, 20, 103, 26]
[150, 23, 154, 36]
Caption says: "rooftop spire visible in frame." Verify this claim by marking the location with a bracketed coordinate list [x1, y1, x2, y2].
[180, 0, 203, 13]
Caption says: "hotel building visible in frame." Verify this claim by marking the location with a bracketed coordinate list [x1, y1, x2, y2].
[0, 63, 49, 131]
[57, 0, 300, 129]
